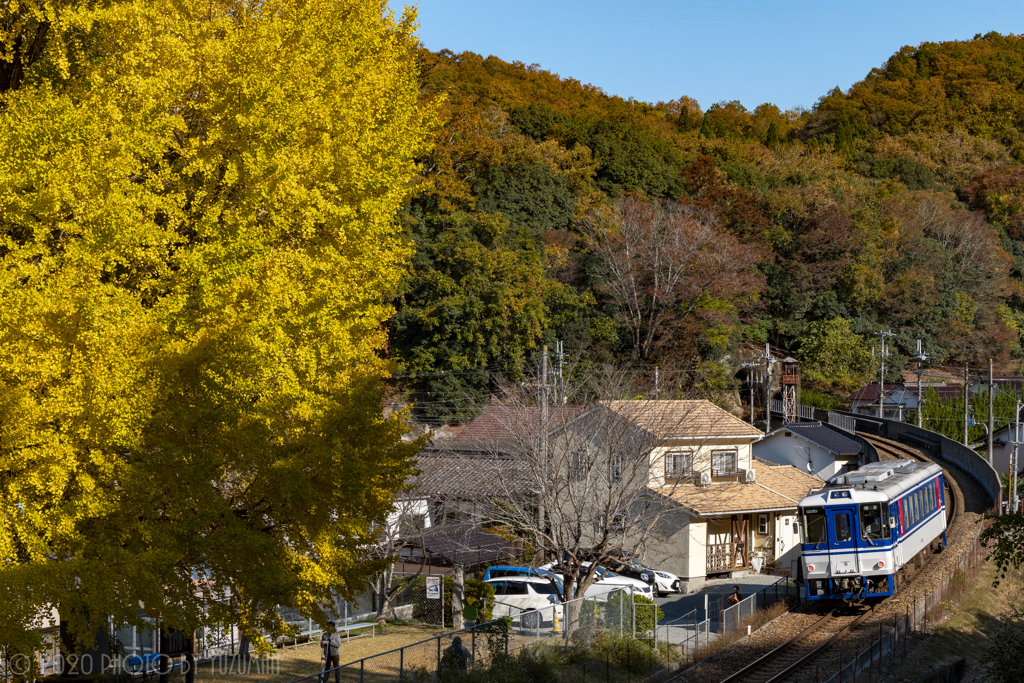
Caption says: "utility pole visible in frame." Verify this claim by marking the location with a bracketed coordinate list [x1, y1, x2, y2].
[1011, 404, 1023, 514]
[654, 366, 660, 400]
[539, 346, 548, 563]
[963, 365, 970, 447]
[989, 360, 995, 466]
[873, 330, 895, 419]
[554, 340, 564, 405]
[914, 340, 927, 429]
[765, 342, 770, 432]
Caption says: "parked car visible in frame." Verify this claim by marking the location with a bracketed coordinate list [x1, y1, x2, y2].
[538, 561, 654, 600]
[588, 549, 682, 597]
[483, 566, 564, 593]
[484, 577, 564, 629]
[604, 559, 681, 597]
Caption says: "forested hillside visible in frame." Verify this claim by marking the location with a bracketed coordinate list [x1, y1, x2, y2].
[391, 32, 1024, 418]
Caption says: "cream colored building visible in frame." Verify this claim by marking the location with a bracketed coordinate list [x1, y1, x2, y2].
[600, 400, 821, 592]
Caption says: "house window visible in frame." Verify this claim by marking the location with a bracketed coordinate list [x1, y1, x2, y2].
[712, 450, 738, 476]
[758, 514, 769, 535]
[571, 449, 588, 480]
[609, 513, 625, 531]
[665, 450, 693, 478]
[611, 454, 624, 481]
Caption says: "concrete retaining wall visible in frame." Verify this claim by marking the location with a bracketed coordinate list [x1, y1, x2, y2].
[837, 412, 1000, 513]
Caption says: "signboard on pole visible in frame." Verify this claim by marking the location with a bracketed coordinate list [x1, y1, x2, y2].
[426, 576, 440, 599]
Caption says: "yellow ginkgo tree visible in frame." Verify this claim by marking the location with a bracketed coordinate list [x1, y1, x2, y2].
[0, 0, 436, 658]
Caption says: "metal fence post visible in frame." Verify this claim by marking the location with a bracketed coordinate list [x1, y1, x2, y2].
[399, 648, 404, 683]
[620, 592, 624, 638]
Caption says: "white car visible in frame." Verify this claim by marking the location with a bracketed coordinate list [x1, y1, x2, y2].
[484, 577, 564, 628]
[620, 559, 682, 597]
[538, 562, 655, 600]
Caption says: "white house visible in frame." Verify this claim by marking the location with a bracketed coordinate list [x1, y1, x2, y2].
[598, 400, 821, 592]
[984, 424, 1024, 477]
[753, 421, 863, 481]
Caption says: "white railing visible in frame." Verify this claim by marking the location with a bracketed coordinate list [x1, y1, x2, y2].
[829, 411, 857, 434]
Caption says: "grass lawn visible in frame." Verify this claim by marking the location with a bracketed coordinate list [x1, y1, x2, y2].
[883, 558, 1024, 682]
[182, 624, 446, 683]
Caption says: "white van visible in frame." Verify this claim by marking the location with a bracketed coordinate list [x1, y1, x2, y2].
[485, 577, 564, 628]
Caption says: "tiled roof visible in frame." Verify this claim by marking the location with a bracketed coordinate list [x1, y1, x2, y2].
[766, 422, 861, 456]
[601, 400, 762, 439]
[450, 405, 583, 444]
[405, 453, 532, 499]
[403, 523, 520, 566]
[850, 382, 961, 402]
[848, 382, 905, 402]
[653, 465, 822, 516]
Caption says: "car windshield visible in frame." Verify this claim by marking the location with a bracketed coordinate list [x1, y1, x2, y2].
[860, 503, 890, 541]
[801, 507, 828, 545]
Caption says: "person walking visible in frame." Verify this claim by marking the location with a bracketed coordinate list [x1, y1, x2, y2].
[726, 586, 742, 606]
[440, 636, 472, 676]
[319, 621, 342, 683]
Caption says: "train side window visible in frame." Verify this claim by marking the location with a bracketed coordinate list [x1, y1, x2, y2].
[860, 503, 888, 541]
[835, 513, 852, 542]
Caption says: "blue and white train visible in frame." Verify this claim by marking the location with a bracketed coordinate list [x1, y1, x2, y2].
[798, 460, 948, 601]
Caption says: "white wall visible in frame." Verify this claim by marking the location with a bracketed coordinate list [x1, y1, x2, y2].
[753, 433, 854, 481]
[773, 512, 801, 572]
[385, 498, 432, 537]
[648, 438, 756, 487]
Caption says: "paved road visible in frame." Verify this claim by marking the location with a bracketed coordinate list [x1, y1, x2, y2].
[655, 573, 790, 627]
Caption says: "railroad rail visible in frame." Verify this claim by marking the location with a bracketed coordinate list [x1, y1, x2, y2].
[719, 609, 874, 683]
[714, 434, 961, 683]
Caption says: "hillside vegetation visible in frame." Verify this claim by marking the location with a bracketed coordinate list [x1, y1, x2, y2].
[392, 33, 1024, 417]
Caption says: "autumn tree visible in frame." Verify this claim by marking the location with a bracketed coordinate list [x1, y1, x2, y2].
[0, 0, 434, 660]
[583, 198, 764, 362]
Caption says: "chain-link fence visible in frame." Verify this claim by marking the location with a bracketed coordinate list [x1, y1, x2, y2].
[310, 587, 708, 683]
[721, 575, 801, 633]
[824, 525, 986, 683]
[379, 573, 447, 628]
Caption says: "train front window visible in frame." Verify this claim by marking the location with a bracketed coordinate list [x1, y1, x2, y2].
[835, 513, 852, 542]
[860, 503, 890, 541]
[802, 508, 828, 545]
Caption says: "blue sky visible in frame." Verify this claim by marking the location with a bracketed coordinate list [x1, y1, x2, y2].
[398, 0, 1023, 113]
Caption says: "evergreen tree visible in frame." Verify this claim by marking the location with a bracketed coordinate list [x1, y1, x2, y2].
[766, 121, 781, 147]
[698, 113, 714, 138]
[716, 118, 727, 138]
[676, 107, 690, 131]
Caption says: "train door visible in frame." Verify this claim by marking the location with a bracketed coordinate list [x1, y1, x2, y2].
[826, 505, 859, 576]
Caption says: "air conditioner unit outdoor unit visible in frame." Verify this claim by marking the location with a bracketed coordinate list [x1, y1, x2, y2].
[743, 468, 756, 484]
[699, 471, 712, 486]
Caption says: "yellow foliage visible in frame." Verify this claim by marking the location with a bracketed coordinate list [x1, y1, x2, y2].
[0, 0, 435, 656]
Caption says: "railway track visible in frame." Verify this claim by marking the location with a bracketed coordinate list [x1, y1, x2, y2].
[719, 609, 873, 683]
[709, 435, 961, 683]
